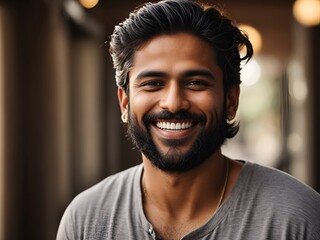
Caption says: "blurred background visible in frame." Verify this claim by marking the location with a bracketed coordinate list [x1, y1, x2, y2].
[0, 0, 319, 239]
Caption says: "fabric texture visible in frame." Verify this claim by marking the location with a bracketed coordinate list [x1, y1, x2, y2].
[57, 161, 320, 240]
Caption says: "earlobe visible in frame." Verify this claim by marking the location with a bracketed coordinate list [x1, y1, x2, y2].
[118, 87, 129, 113]
[118, 88, 129, 123]
[226, 85, 240, 120]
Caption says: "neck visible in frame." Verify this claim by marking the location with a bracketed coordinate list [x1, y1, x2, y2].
[141, 150, 228, 219]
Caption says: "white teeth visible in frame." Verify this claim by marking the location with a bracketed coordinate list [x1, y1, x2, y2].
[156, 122, 192, 130]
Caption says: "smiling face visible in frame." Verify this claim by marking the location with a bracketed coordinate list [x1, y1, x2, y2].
[118, 33, 239, 172]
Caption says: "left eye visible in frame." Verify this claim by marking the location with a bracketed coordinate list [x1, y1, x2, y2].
[186, 80, 208, 90]
[188, 80, 205, 85]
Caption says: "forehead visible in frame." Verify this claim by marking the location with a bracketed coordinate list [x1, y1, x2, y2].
[129, 33, 221, 80]
[136, 32, 216, 57]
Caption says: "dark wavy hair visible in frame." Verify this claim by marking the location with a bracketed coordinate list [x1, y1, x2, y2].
[109, 0, 253, 139]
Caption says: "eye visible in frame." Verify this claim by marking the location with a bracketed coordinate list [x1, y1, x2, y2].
[139, 80, 164, 91]
[186, 80, 209, 90]
[143, 81, 162, 86]
[188, 80, 206, 85]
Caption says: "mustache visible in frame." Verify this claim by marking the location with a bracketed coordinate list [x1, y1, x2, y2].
[142, 110, 206, 126]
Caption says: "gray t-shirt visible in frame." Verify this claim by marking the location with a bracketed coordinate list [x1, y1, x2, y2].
[57, 161, 320, 239]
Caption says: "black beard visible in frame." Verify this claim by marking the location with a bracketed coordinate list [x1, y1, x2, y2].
[127, 110, 227, 173]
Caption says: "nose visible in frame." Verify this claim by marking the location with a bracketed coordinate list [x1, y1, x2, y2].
[159, 82, 190, 113]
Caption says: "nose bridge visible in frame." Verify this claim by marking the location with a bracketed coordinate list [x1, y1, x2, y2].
[160, 81, 189, 112]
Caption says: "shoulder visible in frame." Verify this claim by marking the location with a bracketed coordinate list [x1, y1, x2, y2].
[71, 164, 142, 210]
[228, 161, 320, 239]
[248, 162, 319, 200]
[65, 165, 142, 225]
[244, 162, 320, 228]
[57, 164, 143, 239]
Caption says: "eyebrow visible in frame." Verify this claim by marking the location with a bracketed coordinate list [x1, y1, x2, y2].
[134, 69, 215, 81]
[134, 71, 168, 81]
[181, 70, 215, 79]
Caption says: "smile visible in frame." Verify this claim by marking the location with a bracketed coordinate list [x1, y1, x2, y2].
[155, 122, 193, 131]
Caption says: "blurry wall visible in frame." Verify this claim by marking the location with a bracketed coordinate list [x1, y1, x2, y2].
[1, 1, 72, 239]
[0, 0, 130, 239]
[0, 0, 319, 240]
[0, 0, 143, 238]
[288, 23, 319, 187]
[0, 7, 5, 239]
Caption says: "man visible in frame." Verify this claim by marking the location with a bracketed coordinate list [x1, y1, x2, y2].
[57, 0, 320, 239]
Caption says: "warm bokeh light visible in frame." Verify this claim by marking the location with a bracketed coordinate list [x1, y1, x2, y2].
[239, 24, 263, 53]
[293, 0, 320, 26]
[288, 60, 308, 101]
[79, 0, 99, 9]
[241, 58, 261, 86]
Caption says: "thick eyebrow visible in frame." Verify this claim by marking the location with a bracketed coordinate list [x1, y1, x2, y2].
[134, 69, 215, 82]
[181, 70, 215, 79]
[134, 71, 168, 81]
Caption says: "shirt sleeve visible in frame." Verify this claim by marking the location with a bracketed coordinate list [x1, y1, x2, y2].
[56, 205, 75, 240]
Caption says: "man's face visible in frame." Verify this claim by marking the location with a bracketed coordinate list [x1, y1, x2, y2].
[118, 33, 239, 172]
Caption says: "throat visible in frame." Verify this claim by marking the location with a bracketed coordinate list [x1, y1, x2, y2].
[141, 157, 230, 238]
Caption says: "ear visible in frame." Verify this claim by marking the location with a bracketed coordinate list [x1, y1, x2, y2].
[226, 85, 240, 120]
[118, 87, 128, 114]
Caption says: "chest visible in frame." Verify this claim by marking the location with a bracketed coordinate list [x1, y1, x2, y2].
[151, 221, 201, 240]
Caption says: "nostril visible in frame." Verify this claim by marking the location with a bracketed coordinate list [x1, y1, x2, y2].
[158, 83, 191, 112]
[159, 96, 190, 112]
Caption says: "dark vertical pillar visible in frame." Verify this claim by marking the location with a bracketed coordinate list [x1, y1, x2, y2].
[312, 26, 320, 193]
[2, 1, 71, 239]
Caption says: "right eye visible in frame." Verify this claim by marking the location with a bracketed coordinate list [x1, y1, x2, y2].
[143, 81, 162, 86]
[140, 80, 164, 90]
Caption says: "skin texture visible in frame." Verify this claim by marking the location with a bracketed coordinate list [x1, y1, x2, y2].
[118, 33, 243, 240]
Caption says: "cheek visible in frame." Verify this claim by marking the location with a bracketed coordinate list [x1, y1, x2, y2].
[189, 92, 224, 126]
[129, 92, 158, 120]
[191, 91, 223, 110]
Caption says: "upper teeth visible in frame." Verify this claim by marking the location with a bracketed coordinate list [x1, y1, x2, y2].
[156, 122, 192, 130]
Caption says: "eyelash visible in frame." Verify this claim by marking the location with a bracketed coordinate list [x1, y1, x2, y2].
[138, 80, 164, 90]
[187, 80, 208, 86]
[143, 81, 162, 86]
